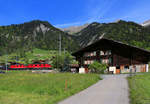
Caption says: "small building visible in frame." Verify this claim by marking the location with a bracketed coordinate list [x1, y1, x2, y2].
[69, 64, 79, 73]
[72, 38, 150, 74]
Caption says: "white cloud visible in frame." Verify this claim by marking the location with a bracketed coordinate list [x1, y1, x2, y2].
[55, 0, 150, 28]
[84, 0, 118, 23]
[55, 0, 118, 28]
[54, 22, 83, 28]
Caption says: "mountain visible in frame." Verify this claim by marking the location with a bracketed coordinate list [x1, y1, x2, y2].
[1, 19, 150, 57]
[142, 20, 150, 27]
[0, 20, 80, 55]
[74, 20, 150, 50]
[60, 24, 89, 34]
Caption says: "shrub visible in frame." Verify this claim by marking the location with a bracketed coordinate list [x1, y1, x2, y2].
[52, 53, 73, 72]
[88, 61, 108, 74]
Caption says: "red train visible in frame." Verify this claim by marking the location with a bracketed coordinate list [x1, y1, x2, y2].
[8, 64, 52, 70]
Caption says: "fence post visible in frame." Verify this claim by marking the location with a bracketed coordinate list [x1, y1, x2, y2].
[65, 80, 67, 91]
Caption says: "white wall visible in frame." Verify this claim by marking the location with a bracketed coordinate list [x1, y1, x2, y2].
[79, 68, 85, 74]
[109, 66, 116, 74]
[146, 64, 149, 72]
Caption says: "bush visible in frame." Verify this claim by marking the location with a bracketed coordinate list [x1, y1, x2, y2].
[51, 53, 73, 72]
[88, 61, 108, 74]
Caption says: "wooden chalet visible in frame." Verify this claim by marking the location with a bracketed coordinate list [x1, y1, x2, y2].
[72, 38, 150, 74]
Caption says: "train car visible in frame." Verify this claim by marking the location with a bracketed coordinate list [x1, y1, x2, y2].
[8, 64, 52, 70]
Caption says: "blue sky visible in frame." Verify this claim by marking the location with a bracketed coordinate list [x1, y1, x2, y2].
[0, 0, 150, 28]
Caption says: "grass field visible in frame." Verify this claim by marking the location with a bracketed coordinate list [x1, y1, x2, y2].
[128, 73, 150, 104]
[0, 48, 58, 64]
[0, 71, 100, 104]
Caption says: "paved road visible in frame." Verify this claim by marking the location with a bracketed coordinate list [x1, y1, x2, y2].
[58, 74, 130, 104]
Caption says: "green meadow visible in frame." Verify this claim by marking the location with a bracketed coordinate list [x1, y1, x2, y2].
[0, 48, 58, 64]
[128, 73, 150, 104]
[0, 71, 100, 104]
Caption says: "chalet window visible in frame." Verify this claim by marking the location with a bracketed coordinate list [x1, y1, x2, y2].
[84, 53, 88, 57]
[116, 66, 120, 69]
[91, 60, 94, 64]
[93, 51, 96, 56]
[109, 58, 112, 64]
[84, 60, 94, 65]
[124, 66, 129, 69]
[107, 50, 111, 55]
[100, 58, 112, 64]
[105, 51, 109, 55]
[87, 60, 90, 64]
[100, 51, 104, 55]
[91, 52, 94, 56]
[102, 59, 109, 64]
[84, 60, 87, 64]
[106, 59, 108, 63]
[90, 51, 96, 56]
[100, 50, 111, 56]
[84, 51, 96, 57]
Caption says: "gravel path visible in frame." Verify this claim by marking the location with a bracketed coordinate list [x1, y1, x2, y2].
[58, 74, 130, 104]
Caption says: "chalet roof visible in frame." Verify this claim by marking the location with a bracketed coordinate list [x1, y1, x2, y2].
[72, 38, 150, 56]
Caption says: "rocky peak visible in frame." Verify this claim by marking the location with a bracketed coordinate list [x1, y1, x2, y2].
[35, 23, 50, 34]
[60, 23, 89, 34]
[142, 20, 150, 27]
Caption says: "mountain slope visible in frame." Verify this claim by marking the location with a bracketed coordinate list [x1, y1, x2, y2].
[142, 20, 150, 27]
[0, 20, 80, 55]
[74, 20, 150, 50]
[60, 24, 89, 34]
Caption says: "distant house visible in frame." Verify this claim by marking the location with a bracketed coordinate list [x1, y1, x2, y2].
[72, 38, 150, 74]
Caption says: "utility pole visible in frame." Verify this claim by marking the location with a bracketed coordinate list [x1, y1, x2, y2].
[5, 54, 8, 73]
[59, 34, 61, 56]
